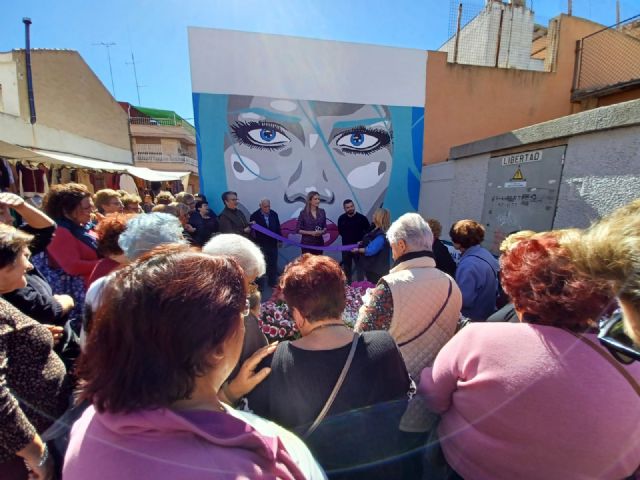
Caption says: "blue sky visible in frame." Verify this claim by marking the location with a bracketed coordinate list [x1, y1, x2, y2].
[2, 0, 638, 121]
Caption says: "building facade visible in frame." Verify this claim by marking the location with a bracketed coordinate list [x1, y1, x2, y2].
[120, 103, 199, 193]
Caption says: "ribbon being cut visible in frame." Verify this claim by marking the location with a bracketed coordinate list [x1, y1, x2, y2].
[251, 223, 359, 252]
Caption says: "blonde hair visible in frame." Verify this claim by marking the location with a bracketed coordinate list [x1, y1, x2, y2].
[499, 230, 536, 254]
[569, 199, 640, 312]
[121, 193, 141, 208]
[94, 189, 121, 213]
[155, 191, 175, 205]
[372, 208, 391, 232]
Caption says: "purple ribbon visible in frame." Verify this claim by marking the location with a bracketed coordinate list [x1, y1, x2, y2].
[251, 224, 359, 252]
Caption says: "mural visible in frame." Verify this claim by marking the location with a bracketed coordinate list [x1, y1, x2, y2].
[189, 28, 427, 246]
[194, 93, 423, 242]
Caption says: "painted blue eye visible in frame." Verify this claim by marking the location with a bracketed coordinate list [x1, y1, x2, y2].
[260, 128, 276, 142]
[349, 133, 365, 146]
[336, 131, 383, 151]
[246, 126, 290, 147]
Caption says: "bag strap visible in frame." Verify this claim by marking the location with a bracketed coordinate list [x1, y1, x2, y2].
[465, 254, 499, 279]
[304, 333, 360, 438]
[564, 329, 640, 396]
[398, 278, 453, 348]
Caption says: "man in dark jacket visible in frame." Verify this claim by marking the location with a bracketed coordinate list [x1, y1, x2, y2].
[337, 199, 370, 283]
[426, 218, 457, 278]
[218, 191, 252, 237]
[250, 198, 281, 287]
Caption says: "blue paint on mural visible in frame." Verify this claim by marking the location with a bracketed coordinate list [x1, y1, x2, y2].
[193, 93, 424, 239]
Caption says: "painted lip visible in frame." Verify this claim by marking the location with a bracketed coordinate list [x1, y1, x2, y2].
[281, 218, 339, 246]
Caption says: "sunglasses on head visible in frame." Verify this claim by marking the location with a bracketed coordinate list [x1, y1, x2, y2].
[598, 312, 640, 364]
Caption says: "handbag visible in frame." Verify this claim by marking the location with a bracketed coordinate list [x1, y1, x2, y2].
[303, 333, 360, 438]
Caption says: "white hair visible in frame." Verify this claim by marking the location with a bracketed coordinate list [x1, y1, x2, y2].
[202, 234, 266, 280]
[386, 213, 434, 252]
[259, 198, 270, 206]
[118, 212, 187, 260]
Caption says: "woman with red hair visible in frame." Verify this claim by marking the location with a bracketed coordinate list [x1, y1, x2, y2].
[246, 254, 411, 479]
[87, 213, 136, 285]
[419, 231, 640, 479]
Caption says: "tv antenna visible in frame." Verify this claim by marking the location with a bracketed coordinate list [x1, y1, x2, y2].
[93, 42, 116, 97]
[125, 51, 145, 105]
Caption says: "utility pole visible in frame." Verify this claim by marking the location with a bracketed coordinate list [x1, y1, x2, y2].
[94, 42, 116, 97]
[126, 50, 143, 105]
[616, 0, 621, 28]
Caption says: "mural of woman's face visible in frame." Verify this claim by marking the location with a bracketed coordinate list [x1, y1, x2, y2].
[224, 96, 393, 227]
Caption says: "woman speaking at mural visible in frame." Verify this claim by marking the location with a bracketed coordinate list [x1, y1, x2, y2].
[296, 191, 327, 255]
[194, 94, 423, 251]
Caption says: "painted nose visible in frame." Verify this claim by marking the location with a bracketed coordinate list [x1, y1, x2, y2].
[284, 157, 335, 205]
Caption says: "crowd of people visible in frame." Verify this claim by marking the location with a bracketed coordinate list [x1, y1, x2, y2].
[0, 183, 638, 480]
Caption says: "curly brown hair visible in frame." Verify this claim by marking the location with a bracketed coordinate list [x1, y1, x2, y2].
[95, 213, 137, 257]
[449, 219, 485, 249]
[42, 183, 92, 219]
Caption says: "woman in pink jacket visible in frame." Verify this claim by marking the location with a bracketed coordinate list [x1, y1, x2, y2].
[420, 231, 640, 479]
[64, 245, 324, 480]
[42, 183, 100, 287]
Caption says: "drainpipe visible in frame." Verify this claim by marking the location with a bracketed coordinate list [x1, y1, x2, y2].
[23, 18, 36, 124]
[453, 3, 463, 63]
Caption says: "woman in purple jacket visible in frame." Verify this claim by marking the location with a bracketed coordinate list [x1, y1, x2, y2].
[64, 245, 325, 480]
[296, 191, 327, 255]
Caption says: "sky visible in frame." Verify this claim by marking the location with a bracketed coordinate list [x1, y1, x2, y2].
[2, 0, 638, 122]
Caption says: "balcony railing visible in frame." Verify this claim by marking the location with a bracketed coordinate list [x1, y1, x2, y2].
[134, 151, 198, 168]
[129, 116, 196, 136]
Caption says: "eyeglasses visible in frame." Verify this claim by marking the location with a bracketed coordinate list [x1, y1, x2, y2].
[598, 312, 640, 364]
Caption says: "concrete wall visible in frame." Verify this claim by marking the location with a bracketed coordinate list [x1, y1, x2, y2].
[440, 3, 540, 70]
[554, 125, 640, 228]
[12, 50, 131, 152]
[424, 15, 608, 165]
[419, 99, 640, 240]
[0, 53, 20, 116]
[420, 153, 489, 240]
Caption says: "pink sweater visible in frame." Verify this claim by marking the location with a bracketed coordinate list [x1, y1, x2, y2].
[63, 405, 325, 480]
[420, 322, 640, 479]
